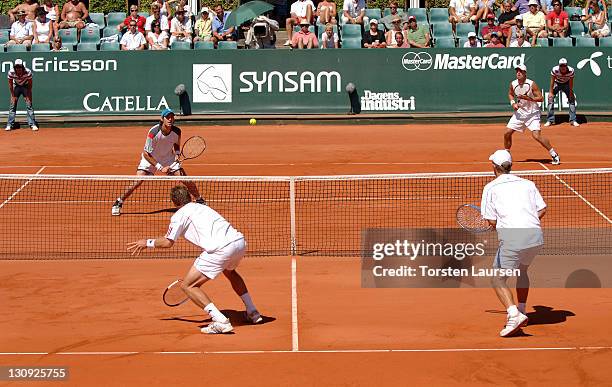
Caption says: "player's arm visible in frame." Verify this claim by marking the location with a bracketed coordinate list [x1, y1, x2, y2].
[508, 83, 518, 110]
[549, 74, 555, 96]
[8, 79, 15, 97]
[127, 236, 174, 255]
[530, 82, 543, 102]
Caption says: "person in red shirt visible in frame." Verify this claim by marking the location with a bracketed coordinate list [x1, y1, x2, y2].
[485, 31, 505, 47]
[117, 5, 147, 34]
[545, 0, 568, 37]
[481, 13, 501, 44]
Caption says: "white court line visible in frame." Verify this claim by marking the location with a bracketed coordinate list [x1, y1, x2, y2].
[0, 166, 46, 210]
[1, 346, 611, 356]
[291, 256, 299, 352]
[539, 163, 612, 224]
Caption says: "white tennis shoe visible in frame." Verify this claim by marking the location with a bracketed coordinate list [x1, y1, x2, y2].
[570, 121, 580, 127]
[543, 121, 552, 127]
[246, 310, 263, 324]
[201, 320, 234, 334]
[111, 199, 123, 216]
[31, 125, 38, 131]
[500, 313, 528, 337]
[551, 155, 561, 165]
[5, 125, 11, 131]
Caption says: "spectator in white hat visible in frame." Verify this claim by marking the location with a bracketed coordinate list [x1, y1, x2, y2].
[523, 0, 547, 46]
[506, 15, 526, 46]
[363, 19, 386, 48]
[6, 59, 38, 132]
[194, 7, 213, 42]
[463, 31, 482, 46]
[545, 58, 579, 127]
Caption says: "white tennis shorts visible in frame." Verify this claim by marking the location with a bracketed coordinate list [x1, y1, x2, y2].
[137, 156, 180, 174]
[507, 111, 541, 132]
[194, 238, 247, 279]
[493, 244, 542, 270]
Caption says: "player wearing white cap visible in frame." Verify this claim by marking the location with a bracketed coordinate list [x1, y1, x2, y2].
[545, 58, 579, 127]
[127, 185, 263, 334]
[6, 59, 38, 131]
[505, 64, 561, 165]
[481, 149, 547, 337]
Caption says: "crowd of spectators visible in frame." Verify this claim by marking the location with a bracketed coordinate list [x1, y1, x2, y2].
[1, 0, 610, 51]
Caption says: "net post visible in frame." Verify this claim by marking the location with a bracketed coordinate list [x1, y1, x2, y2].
[289, 177, 297, 256]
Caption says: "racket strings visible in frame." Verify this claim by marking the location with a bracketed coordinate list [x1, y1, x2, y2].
[456, 205, 491, 232]
[163, 280, 189, 306]
[182, 136, 206, 159]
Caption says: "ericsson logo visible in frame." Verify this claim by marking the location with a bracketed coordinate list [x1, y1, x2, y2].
[401, 52, 433, 71]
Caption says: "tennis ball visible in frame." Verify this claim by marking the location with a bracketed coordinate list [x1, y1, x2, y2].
[249, 118, 257, 125]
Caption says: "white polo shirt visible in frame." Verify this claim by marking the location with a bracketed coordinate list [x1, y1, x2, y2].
[291, 0, 315, 18]
[120, 30, 147, 49]
[481, 173, 546, 248]
[166, 202, 244, 252]
[10, 20, 33, 40]
[342, 0, 365, 18]
[145, 15, 170, 31]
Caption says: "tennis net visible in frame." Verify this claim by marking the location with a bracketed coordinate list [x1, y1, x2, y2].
[0, 168, 610, 259]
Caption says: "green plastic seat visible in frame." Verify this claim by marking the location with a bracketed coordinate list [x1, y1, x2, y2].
[194, 40, 214, 49]
[435, 37, 456, 47]
[170, 40, 191, 50]
[217, 41, 237, 49]
[341, 37, 362, 48]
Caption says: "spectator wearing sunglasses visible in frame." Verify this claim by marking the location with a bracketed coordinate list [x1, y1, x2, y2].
[119, 5, 147, 34]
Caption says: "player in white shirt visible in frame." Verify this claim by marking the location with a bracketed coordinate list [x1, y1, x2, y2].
[481, 149, 547, 337]
[545, 58, 579, 127]
[111, 109, 204, 215]
[127, 185, 262, 334]
[505, 64, 561, 165]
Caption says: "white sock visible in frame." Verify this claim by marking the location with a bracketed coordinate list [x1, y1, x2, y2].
[204, 303, 228, 323]
[507, 305, 519, 317]
[240, 292, 257, 314]
[518, 302, 527, 314]
[549, 148, 558, 157]
[116, 198, 123, 203]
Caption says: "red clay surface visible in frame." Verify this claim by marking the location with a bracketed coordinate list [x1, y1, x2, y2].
[0, 122, 611, 386]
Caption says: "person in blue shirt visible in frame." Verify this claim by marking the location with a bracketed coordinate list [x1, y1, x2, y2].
[211, 4, 236, 45]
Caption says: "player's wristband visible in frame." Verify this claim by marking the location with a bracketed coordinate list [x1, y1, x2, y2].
[146, 239, 156, 248]
[510, 100, 516, 106]
[155, 163, 163, 171]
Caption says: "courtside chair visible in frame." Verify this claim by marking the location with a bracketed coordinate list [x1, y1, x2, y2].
[218, 41, 237, 49]
[106, 12, 126, 27]
[456, 22, 475, 37]
[575, 37, 596, 46]
[341, 23, 362, 39]
[77, 42, 98, 51]
[100, 41, 120, 50]
[6, 44, 28, 52]
[435, 37, 456, 47]
[599, 37, 612, 46]
[171, 41, 191, 50]
[536, 37, 550, 46]
[340, 37, 362, 48]
[552, 37, 573, 46]
[365, 8, 382, 21]
[429, 8, 449, 24]
[569, 20, 586, 36]
[432, 22, 453, 38]
[80, 26, 101, 43]
[88, 12, 105, 27]
[30, 43, 51, 51]
[407, 8, 428, 23]
[194, 41, 215, 49]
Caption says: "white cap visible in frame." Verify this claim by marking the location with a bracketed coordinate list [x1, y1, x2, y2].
[13, 59, 24, 68]
[489, 150, 512, 166]
[559, 58, 568, 65]
[200, 6, 209, 13]
[370, 18, 378, 24]
[515, 15, 523, 20]
[467, 31, 477, 38]
[515, 63, 527, 72]
[528, 0, 538, 5]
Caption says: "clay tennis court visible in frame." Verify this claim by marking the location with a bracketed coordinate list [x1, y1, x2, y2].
[1, 122, 611, 385]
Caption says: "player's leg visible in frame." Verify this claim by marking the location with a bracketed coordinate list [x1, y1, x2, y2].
[561, 83, 578, 126]
[545, 85, 559, 126]
[170, 168, 205, 204]
[503, 128, 515, 150]
[492, 246, 528, 337]
[6, 95, 18, 131]
[111, 169, 150, 216]
[516, 263, 530, 315]
[531, 130, 560, 164]
[23, 87, 37, 130]
[183, 258, 233, 333]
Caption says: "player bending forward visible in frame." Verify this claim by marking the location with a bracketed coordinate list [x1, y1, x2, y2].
[112, 108, 204, 216]
[481, 150, 546, 337]
[128, 185, 263, 334]
[505, 64, 561, 165]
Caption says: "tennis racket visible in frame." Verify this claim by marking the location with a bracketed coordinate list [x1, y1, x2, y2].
[456, 204, 492, 233]
[178, 136, 206, 162]
[162, 279, 189, 307]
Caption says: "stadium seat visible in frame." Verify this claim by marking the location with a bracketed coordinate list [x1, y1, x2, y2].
[106, 12, 127, 27]
[58, 28, 78, 46]
[383, 8, 405, 16]
[552, 37, 573, 46]
[599, 37, 612, 46]
[6, 44, 28, 52]
[341, 37, 362, 48]
[478, 21, 487, 36]
[432, 22, 453, 38]
[455, 22, 475, 37]
[536, 37, 550, 47]
[407, 8, 428, 23]
[77, 42, 98, 51]
[194, 40, 215, 49]
[102, 26, 119, 38]
[341, 23, 362, 39]
[429, 8, 449, 24]
[100, 41, 120, 50]
[0, 29, 9, 45]
[435, 37, 456, 47]
[80, 26, 101, 43]
[564, 6, 581, 19]
[365, 8, 382, 21]
[171, 41, 191, 50]
[293, 25, 315, 33]
[88, 12, 105, 27]
[218, 41, 237, 49]
[569, 20, 586, 36]
[30, 43, 50, 51]
[138, 11, 150, 19]
[575, 37, 595, 46]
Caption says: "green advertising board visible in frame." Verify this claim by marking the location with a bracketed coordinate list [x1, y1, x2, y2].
[0, 48, 610, 116]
